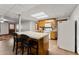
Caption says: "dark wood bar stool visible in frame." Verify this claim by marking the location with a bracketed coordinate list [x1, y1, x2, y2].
[12, 33, 22, 54]
[28, 38, 38, 55]
[20, 34, 38, 55]
[20, 34, 30, 55]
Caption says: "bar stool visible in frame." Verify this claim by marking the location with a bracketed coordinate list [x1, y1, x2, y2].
[12, 33, 22, 54]
[28, 38, 38, 55]
[20, 34, 38, 55]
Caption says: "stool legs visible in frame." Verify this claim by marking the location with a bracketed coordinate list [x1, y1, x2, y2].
[36, 44, 38, 55]
[16, 43, 18, 55]
[27, 48, 29, 55]
[13, 39, 15, 52]
[21, 43, 24, 55]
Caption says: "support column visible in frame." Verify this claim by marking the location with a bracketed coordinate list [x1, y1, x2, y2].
[18, 14, 21, 32]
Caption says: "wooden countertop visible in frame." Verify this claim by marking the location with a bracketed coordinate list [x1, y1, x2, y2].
[16, 31, 49, 40]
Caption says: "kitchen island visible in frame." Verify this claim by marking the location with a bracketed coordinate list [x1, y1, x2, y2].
[17, 31, 49, 55]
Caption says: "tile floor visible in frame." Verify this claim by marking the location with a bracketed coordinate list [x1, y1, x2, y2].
[49, 40, 77, 55]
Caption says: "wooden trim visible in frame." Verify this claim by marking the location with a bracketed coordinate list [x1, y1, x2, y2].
[75, 20, 77, 53]
[57, 19, 68, 21]
[38, 18, 56, 21]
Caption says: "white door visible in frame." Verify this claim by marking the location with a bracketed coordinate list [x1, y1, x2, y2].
[57, 20, 75, 52]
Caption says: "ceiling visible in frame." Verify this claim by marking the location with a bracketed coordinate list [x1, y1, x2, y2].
[0, 4, 77, 23]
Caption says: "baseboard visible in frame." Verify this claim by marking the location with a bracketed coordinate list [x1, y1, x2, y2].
[77, 49, 79, 54]
[58, 46, 78, 55]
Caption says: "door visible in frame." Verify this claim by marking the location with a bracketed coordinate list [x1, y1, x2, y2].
[57, 20, 75, 52]
[9, 24, 15, 34]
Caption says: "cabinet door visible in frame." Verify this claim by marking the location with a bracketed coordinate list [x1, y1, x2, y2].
[39, 21, 45, 27]
[50, 31, 57, 40]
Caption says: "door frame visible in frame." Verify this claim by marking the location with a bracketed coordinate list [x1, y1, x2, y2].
[75, 20, 77, 53]
[9, 23, 16, 34]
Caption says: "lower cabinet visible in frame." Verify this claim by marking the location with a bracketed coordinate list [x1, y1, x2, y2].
[50, 31, 57, 40]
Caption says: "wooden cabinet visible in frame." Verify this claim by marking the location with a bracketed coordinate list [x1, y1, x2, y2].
[36, 18, 57, 40]
[50, 31, 57, 40]
[31, 35, 49, 55]
[37, 20, 45, 28]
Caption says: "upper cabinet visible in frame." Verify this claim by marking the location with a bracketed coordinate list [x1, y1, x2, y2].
[37, 20, 45, 28]
[36, 18, 57, 40]
[36, 18, 57, 30]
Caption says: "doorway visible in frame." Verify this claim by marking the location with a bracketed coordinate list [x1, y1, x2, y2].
[9, 24, 16, 34]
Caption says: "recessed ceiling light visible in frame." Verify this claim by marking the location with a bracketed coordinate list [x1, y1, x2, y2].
[31, 12, 49, 19]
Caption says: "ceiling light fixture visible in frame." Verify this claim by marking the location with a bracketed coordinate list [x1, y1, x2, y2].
[31, 12, 49, 19]
[0, 21, 4, 23]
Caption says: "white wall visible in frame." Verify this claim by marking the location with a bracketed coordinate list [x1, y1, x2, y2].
[21, 21, 31, 31]
[68, 5, 79, 54]
[16, 21, 36, 32]
[0, 23, 1, 34]
[58, 5, 79, 53]
[0, 22, 9, 35]
[30, 21, 36, 31]
[57, 20, 75, 52]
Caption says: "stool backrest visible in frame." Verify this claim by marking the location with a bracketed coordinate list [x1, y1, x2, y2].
[12, 33, 18, 41]
[20, 34, 29, 42]
[12, 33, 17, 37]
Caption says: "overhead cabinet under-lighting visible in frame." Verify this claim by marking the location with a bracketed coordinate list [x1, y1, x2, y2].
[44, 23, 52, 33]
[45, 23, 51, 27]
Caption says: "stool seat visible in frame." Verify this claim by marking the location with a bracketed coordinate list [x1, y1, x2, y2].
[15, 38, 22, 42]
